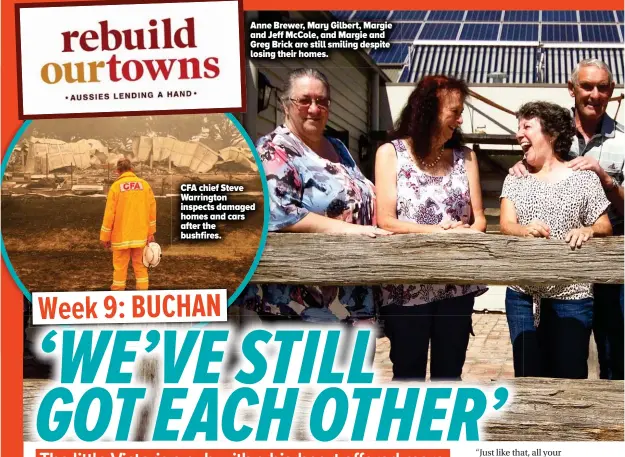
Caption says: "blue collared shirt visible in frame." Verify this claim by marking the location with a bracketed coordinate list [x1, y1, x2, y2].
[570, 112, 624, 230]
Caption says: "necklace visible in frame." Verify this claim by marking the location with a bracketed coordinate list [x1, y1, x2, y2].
[418, 146, 444, 169]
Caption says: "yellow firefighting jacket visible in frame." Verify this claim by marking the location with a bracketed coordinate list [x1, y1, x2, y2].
[100, 171, 156, 250]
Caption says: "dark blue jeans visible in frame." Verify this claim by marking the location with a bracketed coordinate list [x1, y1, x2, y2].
[505, 288, 593, 379]
[380, 294, 475, 381]
[593, 283, 624, 380]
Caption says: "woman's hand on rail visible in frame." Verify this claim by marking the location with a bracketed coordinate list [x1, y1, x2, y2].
[447, 226, 482, 234]
[344, 225, 394, 238]
[524, 220, 551, 238]
[564, 227, 594, 250]
[439, 220, 470, 230]
[284, 213, 392, 237]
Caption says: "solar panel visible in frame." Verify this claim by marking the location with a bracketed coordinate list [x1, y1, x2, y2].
[389, 22, 422, 41]
[390, 11, 427, 21]
[460, 23, 500, 40]
[500, 24, 538, 41]
[541, 11, 577, 23]
[341, 9, 624, 49]
[581, 25, 621, 42]
[418, 23, 461, 40]
[370, 43, 409, 64]
[330, 11, 353, 20]
[465, 11, 501, 22]
[351, 11, 390, 21]
[427, 11, 465, 22]
[542, 24, 579, 42]
[579, 11, 616, 23]
[504, 11, 539, 22]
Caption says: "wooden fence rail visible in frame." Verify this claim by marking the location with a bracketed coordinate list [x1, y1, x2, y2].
[23, 378, 624, 441]
[22, 233, 625, 442]
[252, 233, 624, 285]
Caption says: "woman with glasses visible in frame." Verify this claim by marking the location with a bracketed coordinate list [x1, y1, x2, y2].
[235, 68, 389, 323]
[374, 75, 487, 380]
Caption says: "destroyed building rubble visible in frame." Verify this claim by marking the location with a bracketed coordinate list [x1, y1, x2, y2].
[22, 136, 257, 174]
[24, 137, 104, 173]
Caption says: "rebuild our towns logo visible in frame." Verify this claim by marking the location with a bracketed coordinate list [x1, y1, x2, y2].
[40, 17, 221, 85]
[16, 0, 245, 118]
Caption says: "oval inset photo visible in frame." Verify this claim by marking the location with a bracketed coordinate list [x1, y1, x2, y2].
[1, 114, 267, 302]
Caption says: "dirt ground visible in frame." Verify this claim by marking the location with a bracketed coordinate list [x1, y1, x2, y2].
[2, 194, 264, 295]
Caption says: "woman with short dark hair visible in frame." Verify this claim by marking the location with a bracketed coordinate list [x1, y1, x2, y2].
[500, 100, 612, 379]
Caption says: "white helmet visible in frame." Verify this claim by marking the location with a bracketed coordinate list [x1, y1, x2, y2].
[142, 242, 162, 268]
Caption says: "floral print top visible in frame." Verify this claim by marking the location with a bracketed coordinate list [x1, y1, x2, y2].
[382, 139, 486, 307]
[234, 125, 378, 321]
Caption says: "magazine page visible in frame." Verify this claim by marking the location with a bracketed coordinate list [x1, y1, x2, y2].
[1, 1, 624, 457]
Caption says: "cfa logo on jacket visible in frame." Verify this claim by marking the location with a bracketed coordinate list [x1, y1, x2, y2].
[120, 181, 144, 192]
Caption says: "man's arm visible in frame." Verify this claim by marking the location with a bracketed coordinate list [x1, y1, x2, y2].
[100, 187, 117, 248]
[567, 156, 624, 216]
[148, 186, 157, 242]
[605, 182, 624, 216]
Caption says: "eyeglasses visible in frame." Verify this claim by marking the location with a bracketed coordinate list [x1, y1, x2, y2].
[578, 82, 612, 93]
[289, 96, 331, 110]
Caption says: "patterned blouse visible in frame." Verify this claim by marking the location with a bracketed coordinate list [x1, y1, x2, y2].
[501, 170, 610, 301]
[235, 124, 378, 321]
[382, 139, 486, 307]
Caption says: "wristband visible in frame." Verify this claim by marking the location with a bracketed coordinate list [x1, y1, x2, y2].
[609, 176, 620, 190]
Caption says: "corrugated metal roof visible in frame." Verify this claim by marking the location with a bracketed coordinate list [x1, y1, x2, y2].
[399, 45, 624, 84]
[400, 45, 537, 83]
[542, 47, 624, 84]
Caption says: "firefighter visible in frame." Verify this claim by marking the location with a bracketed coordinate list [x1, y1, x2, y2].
[100, 158, 156, 290]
